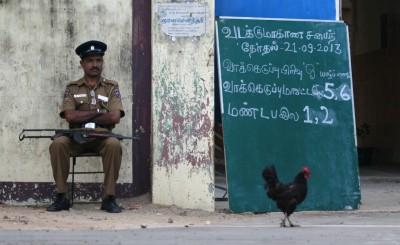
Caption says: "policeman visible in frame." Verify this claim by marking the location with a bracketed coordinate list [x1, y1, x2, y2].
[48, 40, 125, 213]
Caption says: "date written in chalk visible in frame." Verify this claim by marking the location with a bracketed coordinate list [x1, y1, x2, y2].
[227, 102, 335, 125]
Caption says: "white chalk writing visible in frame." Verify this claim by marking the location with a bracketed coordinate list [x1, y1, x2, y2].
[221, 26, 337, 44]
[227, 102, 336, 125]
[223, 80, 352, 102]
[227, 102, 300, 122]
[218, 21, 353, 127]
[222, 59, 309, 80]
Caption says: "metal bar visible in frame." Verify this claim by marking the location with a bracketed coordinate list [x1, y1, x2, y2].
[73, 171, 104, 174]
[71, 157, 76, 206]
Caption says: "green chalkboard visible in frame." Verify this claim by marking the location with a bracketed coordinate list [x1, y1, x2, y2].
[216, 18, 361, 213]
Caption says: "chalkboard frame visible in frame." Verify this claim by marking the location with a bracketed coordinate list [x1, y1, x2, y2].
[216, 17, 361, 213]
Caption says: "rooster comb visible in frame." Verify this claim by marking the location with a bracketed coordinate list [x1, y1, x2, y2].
[302, 166, 311, 173]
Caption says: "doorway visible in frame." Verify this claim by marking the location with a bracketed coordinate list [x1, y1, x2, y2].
[344, 0, 400, 170]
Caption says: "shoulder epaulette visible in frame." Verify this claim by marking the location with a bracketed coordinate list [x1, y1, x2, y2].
[103, 79, 118, 86]
[66, 79, 85, 87]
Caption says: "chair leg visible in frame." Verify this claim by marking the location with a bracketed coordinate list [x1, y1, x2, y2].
[71, 156, 76, 207]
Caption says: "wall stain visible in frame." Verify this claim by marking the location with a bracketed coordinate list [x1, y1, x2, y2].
[155, 60, 213, 170]
[65, 0, 75, 43]
[0, 182, 136, 203]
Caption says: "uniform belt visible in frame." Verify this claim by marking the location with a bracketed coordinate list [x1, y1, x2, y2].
[75, 123, 111, 130]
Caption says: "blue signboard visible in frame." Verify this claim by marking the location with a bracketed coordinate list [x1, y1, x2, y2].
[216, 0, 337, 20]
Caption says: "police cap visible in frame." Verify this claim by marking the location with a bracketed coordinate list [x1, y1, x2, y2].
[75, 40, 107, 58]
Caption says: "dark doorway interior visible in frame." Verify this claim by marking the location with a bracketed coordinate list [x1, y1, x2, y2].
[344, 0, 400, 169]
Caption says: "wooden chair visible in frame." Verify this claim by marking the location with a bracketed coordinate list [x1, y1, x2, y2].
[69, 152, 103, 206]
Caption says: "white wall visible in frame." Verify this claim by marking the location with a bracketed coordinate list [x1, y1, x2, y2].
[0, 1, 133, 183]
[1, 0, 217, 211]
[151, 1, 216, 211]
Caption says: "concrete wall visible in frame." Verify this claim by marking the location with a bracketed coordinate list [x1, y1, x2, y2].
[0, 1, 133, 199]
[0, 0, 216, 211]
[151, 1, 215, 211]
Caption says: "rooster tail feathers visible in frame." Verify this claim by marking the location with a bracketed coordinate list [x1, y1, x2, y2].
[262, 165, 279, 188]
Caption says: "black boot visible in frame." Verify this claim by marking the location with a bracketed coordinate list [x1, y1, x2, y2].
[46, 193, 70, 212]
[101, 196, 122, 213]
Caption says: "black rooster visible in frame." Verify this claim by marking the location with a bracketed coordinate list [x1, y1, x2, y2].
[262, 165, 311, 227]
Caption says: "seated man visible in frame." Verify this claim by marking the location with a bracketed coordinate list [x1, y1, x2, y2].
[48, 40, 125, 213]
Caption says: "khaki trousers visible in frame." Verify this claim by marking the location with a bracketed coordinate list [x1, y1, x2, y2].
[49, 136, 122, 196]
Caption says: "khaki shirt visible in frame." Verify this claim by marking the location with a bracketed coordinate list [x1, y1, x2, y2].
[60, 77, 125, 129]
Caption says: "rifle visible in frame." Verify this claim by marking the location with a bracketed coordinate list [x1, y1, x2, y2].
[19, 128, 140, 145]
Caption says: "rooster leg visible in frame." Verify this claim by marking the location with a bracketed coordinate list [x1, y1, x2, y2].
[287, 216, 299, 227]
[280, 215, 287, 227]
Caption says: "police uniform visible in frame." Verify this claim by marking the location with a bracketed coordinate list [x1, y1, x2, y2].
[48, 41, 125, 211]
[61, 77, 125, 129]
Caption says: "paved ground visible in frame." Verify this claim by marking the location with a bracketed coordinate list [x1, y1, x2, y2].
[1, 165, 400, 244]
[1, 224, 400, 245]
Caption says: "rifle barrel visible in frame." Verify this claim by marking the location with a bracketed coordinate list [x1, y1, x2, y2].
[19, 129, 140, 141]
